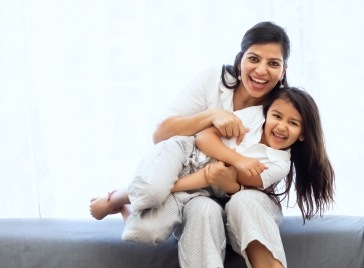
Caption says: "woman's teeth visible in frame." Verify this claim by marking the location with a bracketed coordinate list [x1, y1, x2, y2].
[251, 77, 267, 84]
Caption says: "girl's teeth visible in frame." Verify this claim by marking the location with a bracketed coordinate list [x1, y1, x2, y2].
[274, 132, 285, 139]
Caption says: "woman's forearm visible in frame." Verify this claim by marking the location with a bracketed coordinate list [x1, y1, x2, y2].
[153, 110, 215, 144]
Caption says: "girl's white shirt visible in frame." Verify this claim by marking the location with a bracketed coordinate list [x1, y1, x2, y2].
[226, 106, 291, 189]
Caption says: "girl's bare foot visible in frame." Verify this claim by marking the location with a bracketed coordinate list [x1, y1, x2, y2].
[89, 189, 130, 220]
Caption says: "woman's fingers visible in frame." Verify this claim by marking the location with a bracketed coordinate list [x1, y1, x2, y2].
[212, 110, 247, 141]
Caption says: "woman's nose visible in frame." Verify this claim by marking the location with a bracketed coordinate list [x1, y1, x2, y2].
[255, 62, 268, 75]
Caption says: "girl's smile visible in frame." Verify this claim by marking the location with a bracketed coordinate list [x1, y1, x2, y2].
[261, 98, 304, 150]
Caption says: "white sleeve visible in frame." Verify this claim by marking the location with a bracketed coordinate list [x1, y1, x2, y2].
[156, 67, 221, 124]
[260, 160, 290, 189]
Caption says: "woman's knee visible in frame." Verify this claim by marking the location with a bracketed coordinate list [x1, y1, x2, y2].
[227, 190, 266, 211]
[226, 190, 283, 224]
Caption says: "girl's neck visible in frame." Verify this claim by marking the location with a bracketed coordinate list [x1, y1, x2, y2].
[233, 86, 265, 111]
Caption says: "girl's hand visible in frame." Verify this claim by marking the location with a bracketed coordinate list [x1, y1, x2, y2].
[210, 109, 248, 145]
[204, 160, 240, 193]
[234, 155, 267, 177]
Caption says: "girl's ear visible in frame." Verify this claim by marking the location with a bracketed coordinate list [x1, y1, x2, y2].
[299, 135, 304, 142]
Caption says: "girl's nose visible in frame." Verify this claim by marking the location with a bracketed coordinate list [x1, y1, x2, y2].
[277, 122, 287, 131]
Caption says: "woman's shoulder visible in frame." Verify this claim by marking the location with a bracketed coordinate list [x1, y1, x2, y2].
[195, 65, 223, 81]
[186, 65, 224, 93]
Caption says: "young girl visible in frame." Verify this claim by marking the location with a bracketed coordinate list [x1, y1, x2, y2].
[90, 87, 334, 228]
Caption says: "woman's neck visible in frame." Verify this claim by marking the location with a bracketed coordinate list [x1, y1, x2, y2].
[233, 87, 265, 111]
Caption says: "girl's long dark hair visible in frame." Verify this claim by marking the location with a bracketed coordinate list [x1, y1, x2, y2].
[263, 87, 335, 222]
[221, 21, 291, 97]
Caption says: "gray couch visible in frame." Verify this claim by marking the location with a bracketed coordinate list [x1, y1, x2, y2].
[0, 215, 363, 268]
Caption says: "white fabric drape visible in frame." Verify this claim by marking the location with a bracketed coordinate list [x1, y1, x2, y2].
[1, 0, 363, 218]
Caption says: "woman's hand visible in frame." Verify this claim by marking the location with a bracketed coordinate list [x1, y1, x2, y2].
[210, 109, 248, 145]
[204, 160, 240, 194]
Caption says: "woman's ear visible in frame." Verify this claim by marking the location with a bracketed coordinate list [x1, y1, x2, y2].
[299, 135, 304, 142]
[281, 65, 288, 80]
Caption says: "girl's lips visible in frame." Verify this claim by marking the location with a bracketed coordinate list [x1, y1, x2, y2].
[271, 132, 287, 145]
[273, 131, 286, 139]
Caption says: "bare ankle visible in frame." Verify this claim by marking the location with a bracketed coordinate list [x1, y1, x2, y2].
[107, 189, 130, 211]
[120, 204, 132, 222]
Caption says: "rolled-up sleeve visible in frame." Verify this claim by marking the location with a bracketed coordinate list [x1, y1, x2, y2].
[260, 148, 291, 189]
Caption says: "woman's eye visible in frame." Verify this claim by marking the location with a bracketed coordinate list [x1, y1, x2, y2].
[269, 61, 280, 67]
[248, 56, 258, 62]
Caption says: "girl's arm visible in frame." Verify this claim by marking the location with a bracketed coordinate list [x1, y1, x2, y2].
[196, 126, 266, 187]
[171, 164, 241, 194]
[171, 169, 208, 192]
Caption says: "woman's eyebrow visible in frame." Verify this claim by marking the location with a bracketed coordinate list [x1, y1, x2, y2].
[246, 52, 283, 62]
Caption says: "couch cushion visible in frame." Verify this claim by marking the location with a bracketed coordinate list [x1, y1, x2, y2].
[0, 216, 363, 268]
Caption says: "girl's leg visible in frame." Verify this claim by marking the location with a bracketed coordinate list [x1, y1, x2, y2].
[122, 190, 210, 245]
[89, 135, 195, 220]
[122, 193, 183, 244]
[89, 189, 130, 220]
[128, 136, 195, 211]
[225, 190, 287, 268]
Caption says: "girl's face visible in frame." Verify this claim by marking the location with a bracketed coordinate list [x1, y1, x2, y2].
[261, 98, 304, 150]
[240, 43, 286, 98]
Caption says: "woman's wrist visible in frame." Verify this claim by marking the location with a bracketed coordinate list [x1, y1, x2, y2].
[205, 108, 217, 127]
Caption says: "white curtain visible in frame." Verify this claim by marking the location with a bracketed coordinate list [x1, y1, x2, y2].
[1, 0, 363, 218]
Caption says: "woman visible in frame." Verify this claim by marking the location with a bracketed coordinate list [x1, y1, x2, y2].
[119, 21, 292, 268]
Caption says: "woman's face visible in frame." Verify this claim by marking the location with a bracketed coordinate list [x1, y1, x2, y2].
[261, 98, 304, 150]
[240, 43, 286, 98]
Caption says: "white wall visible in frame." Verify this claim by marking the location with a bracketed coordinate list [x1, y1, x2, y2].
[0, 0, 363, 218]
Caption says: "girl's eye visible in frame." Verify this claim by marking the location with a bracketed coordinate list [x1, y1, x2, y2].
[272, 114, 281, 119]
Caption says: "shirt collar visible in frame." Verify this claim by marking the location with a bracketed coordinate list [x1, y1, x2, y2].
[265, 147, 291, 162]
[219, 71, 236, 111]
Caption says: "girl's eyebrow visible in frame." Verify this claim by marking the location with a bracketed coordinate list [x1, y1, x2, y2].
[271, 109, 302, 122]
[246, 52, 283, 62]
